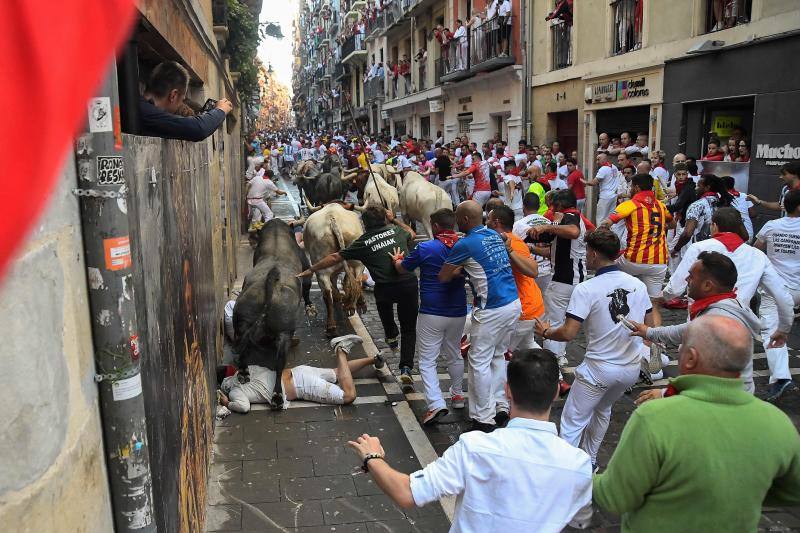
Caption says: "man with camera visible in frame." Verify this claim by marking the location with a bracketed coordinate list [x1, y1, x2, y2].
[139, 61, 233, 142]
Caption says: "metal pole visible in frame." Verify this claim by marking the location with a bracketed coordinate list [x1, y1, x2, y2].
[74, 61, 157, 532]
[342, 90, 388, 209]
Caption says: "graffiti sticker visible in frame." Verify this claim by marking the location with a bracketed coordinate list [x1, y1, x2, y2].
[88, 97, 112, 133]
[97, 156, 124, 185]
[112, 374, 142, 401]
[103, 236, 131, 271]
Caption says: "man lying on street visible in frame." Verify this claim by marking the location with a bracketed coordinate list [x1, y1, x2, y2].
[594, 315, 800, 533]
[347, 349, 593, 533]
[218, 335, 383, 412]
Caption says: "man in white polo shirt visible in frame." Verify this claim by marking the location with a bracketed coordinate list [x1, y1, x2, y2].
[536, 229, 652, 470]
[586, 153, 621, 225]
[346, 349, 592, 532]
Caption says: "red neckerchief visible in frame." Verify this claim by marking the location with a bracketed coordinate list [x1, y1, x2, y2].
[728, 188, 740, 196]
[560, 207, 596, 232]
[713, 232, 744, 252]
[656, 162, 666, 169]
[704, 152, 725, 161]
[601, 161, 612, 168]
[631, 190, 656, 207]
[663, 383, 679, 397]
[434, 230, 459, 248]
[689, 292, 738, 319]
[675, 180, 686, 195]
[700, 191, 718, 199]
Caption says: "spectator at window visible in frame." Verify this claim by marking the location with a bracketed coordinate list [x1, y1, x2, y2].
[737, 140, 750, 162]
[139, 61, 233, 142]
[545, 0, 574, 26]
[702, 138, 725, 161]
[613, 0, 637, 54]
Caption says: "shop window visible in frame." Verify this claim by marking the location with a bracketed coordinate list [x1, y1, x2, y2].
[610, 0, 643, 56]
[420, 116, 431, 140]
[458, 117, 473, 134]
[394, 120, 407, 137]
[705, 0, 751, 33]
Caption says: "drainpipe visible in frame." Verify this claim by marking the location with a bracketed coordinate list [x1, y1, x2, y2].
[73, 61, 157, 532]
[521, 0, 530, 141]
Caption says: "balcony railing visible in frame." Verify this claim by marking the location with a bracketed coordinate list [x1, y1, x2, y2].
[333, 62, 346, 80]
[705, 0, 751, 33]
[434, 57, 445, 86]
[440, 17, 515, 82]
[611, 0, 642, 55]
[551, 19, 572, 70]
[341, 33, 366, 60]
[365, 77, 385, 101]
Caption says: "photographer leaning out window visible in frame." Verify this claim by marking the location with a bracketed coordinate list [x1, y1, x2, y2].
[139, 61, 233, 142]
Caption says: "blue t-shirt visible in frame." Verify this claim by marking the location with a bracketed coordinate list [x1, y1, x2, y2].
[402, 240, 467, 317]
[445, 226, 518, 310]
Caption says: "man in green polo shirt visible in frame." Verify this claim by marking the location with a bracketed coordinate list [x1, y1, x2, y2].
[592, 314, 800, 532]
[299, 205, 419, 383]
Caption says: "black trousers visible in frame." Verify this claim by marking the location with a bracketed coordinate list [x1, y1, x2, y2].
[374, 278, 419, 370]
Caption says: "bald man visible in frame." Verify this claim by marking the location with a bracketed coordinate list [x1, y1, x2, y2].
[586, 153, 622, 225]
[439, 200, 521, 432]
[594, 315, 800, 532]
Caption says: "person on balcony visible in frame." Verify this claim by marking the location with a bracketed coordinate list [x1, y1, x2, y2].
[467, 9, 484, 66]
[498, 0, 512, 56]
[453, 19, 468, 71]
[434, 25, 453, 72]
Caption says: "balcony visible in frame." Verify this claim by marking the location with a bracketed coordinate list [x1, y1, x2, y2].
[440, 17, 515, 83]
[365, 10, 385, 38]
[705, 0, 751, 33]
[341, 34, 367, 64]
[333, 62, 347, 80]
[610, 0, 642, 55]
[365, 77, 385, 102]
[550, 19, 572, 70]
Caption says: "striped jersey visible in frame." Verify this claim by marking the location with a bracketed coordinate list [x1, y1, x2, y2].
[609, 191, 672, 265]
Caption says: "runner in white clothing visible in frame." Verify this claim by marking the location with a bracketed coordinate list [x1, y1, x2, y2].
[586, 153, 621, 224]
[246, 169, 286, 224]
[754, 189, 800, 401]
[536, 229, 653, 469]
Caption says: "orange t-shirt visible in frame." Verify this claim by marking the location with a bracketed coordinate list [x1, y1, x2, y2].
[508, 233, 545, 320]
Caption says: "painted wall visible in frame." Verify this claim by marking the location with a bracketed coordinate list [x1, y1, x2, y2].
[0, 155, 114, 532]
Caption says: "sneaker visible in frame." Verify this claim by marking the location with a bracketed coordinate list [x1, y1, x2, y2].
[386, 336, 399, 351]
[398, 367, 414, 385]
[637, 369, 653, 387]
[647, 343, 663, 374]
[558, 379, 571, 398]
[557, 355, 569, 368]
[422, 407, 449, 426]
[330, 334, 362, 354]
[467, 419, 495, 433]
[494, 410, 510, 428]
[373, 352, 385, 370]
[450, 393, 466, 409]
[662, 297, 688, 309]
[766, 379, 797, 403]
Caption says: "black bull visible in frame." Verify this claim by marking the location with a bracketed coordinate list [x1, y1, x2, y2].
[233, 219, 312, 409]
[295, 159, 347, 207]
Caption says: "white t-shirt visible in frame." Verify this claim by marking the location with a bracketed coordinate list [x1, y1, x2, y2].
[624, 144, 649, 157]
[557, 164, 569, 180]
[595, 164, 621, 199]
[731, 192, 754, 240]
[566, 268, 651, 365]
[498, 0, 512, 17]
[514, 153, 528, 166]
[548, 177, 568, 191]
[650, 166, 670, 192]
[373, 149, 386, 163]
[247, 176, 279, 200]
[756, 216, 800, 289]
[502, 173, 524, 211]
[512, 213, 552, 276]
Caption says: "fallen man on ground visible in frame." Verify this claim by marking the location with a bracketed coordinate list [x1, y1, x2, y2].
[217, 335, 383, 412]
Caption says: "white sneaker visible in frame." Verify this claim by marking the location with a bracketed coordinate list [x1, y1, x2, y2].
[557, 355, 569, 368]
[330, 334, 362, 354]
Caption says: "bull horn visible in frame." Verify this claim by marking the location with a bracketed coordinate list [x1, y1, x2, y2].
[307, 204, 323, 212]
[351, 203, 367, 212]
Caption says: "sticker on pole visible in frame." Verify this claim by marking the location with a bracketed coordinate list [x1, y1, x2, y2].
[103, 236, 131, 271]
[112, 374, 142, 401]
[88, 97, 113, 133]
[97, 156, 124, 185]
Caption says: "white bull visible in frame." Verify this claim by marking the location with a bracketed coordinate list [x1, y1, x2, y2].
[302, 203, 366, 337]
[398, 171, 453, 239]
[342, 168, 401, 215]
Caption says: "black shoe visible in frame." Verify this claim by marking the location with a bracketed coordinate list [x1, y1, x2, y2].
[398, 366, 414, 385]
[373, 353, 385, 370]
[386, 336, 399, 351]
[467, 419, 496, 433]
[766, 379, 797, 403]
[494, 410, 510, 428]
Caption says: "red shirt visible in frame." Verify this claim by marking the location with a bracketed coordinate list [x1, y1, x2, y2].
[567, 169, 586, 200]
[703, 152, 725, 161]
[466, 162, 490, 192]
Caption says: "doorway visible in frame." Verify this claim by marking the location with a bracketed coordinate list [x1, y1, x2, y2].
[552, 110, 578, 156]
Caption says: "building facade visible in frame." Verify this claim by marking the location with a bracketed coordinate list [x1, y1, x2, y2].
[529, 0, 800, 218]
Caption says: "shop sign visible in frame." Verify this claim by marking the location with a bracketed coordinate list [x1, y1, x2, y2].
[711, 115, 742, 138]
[755, 143, 800, 166]
[429, 99, 444, 112]
[592, 81, 617, 103]
[617, 77, 649, 100]
[380, 110, 390, 120]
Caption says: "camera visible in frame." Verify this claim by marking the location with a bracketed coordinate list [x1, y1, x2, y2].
[201, 98, 218, 113]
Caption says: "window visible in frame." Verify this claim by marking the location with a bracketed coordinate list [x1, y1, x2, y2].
[705, 0, 751, 33]
[547, 0, 573, 70]
[458, 114, 473, 134]
[611, 0, 642, 55]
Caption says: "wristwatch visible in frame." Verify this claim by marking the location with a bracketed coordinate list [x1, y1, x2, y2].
[362, 452, 385, 472]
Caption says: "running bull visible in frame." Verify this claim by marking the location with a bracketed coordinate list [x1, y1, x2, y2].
[294, 156, 346, 209]
[233, 219, 315, 409]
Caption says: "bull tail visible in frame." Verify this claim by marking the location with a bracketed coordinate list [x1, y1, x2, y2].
[329, 213, 346, 252]
[263, 265, 281, 315]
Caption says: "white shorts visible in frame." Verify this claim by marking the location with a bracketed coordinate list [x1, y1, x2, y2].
[617, 256, 667, 298]
[291, 365, 345, 404]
